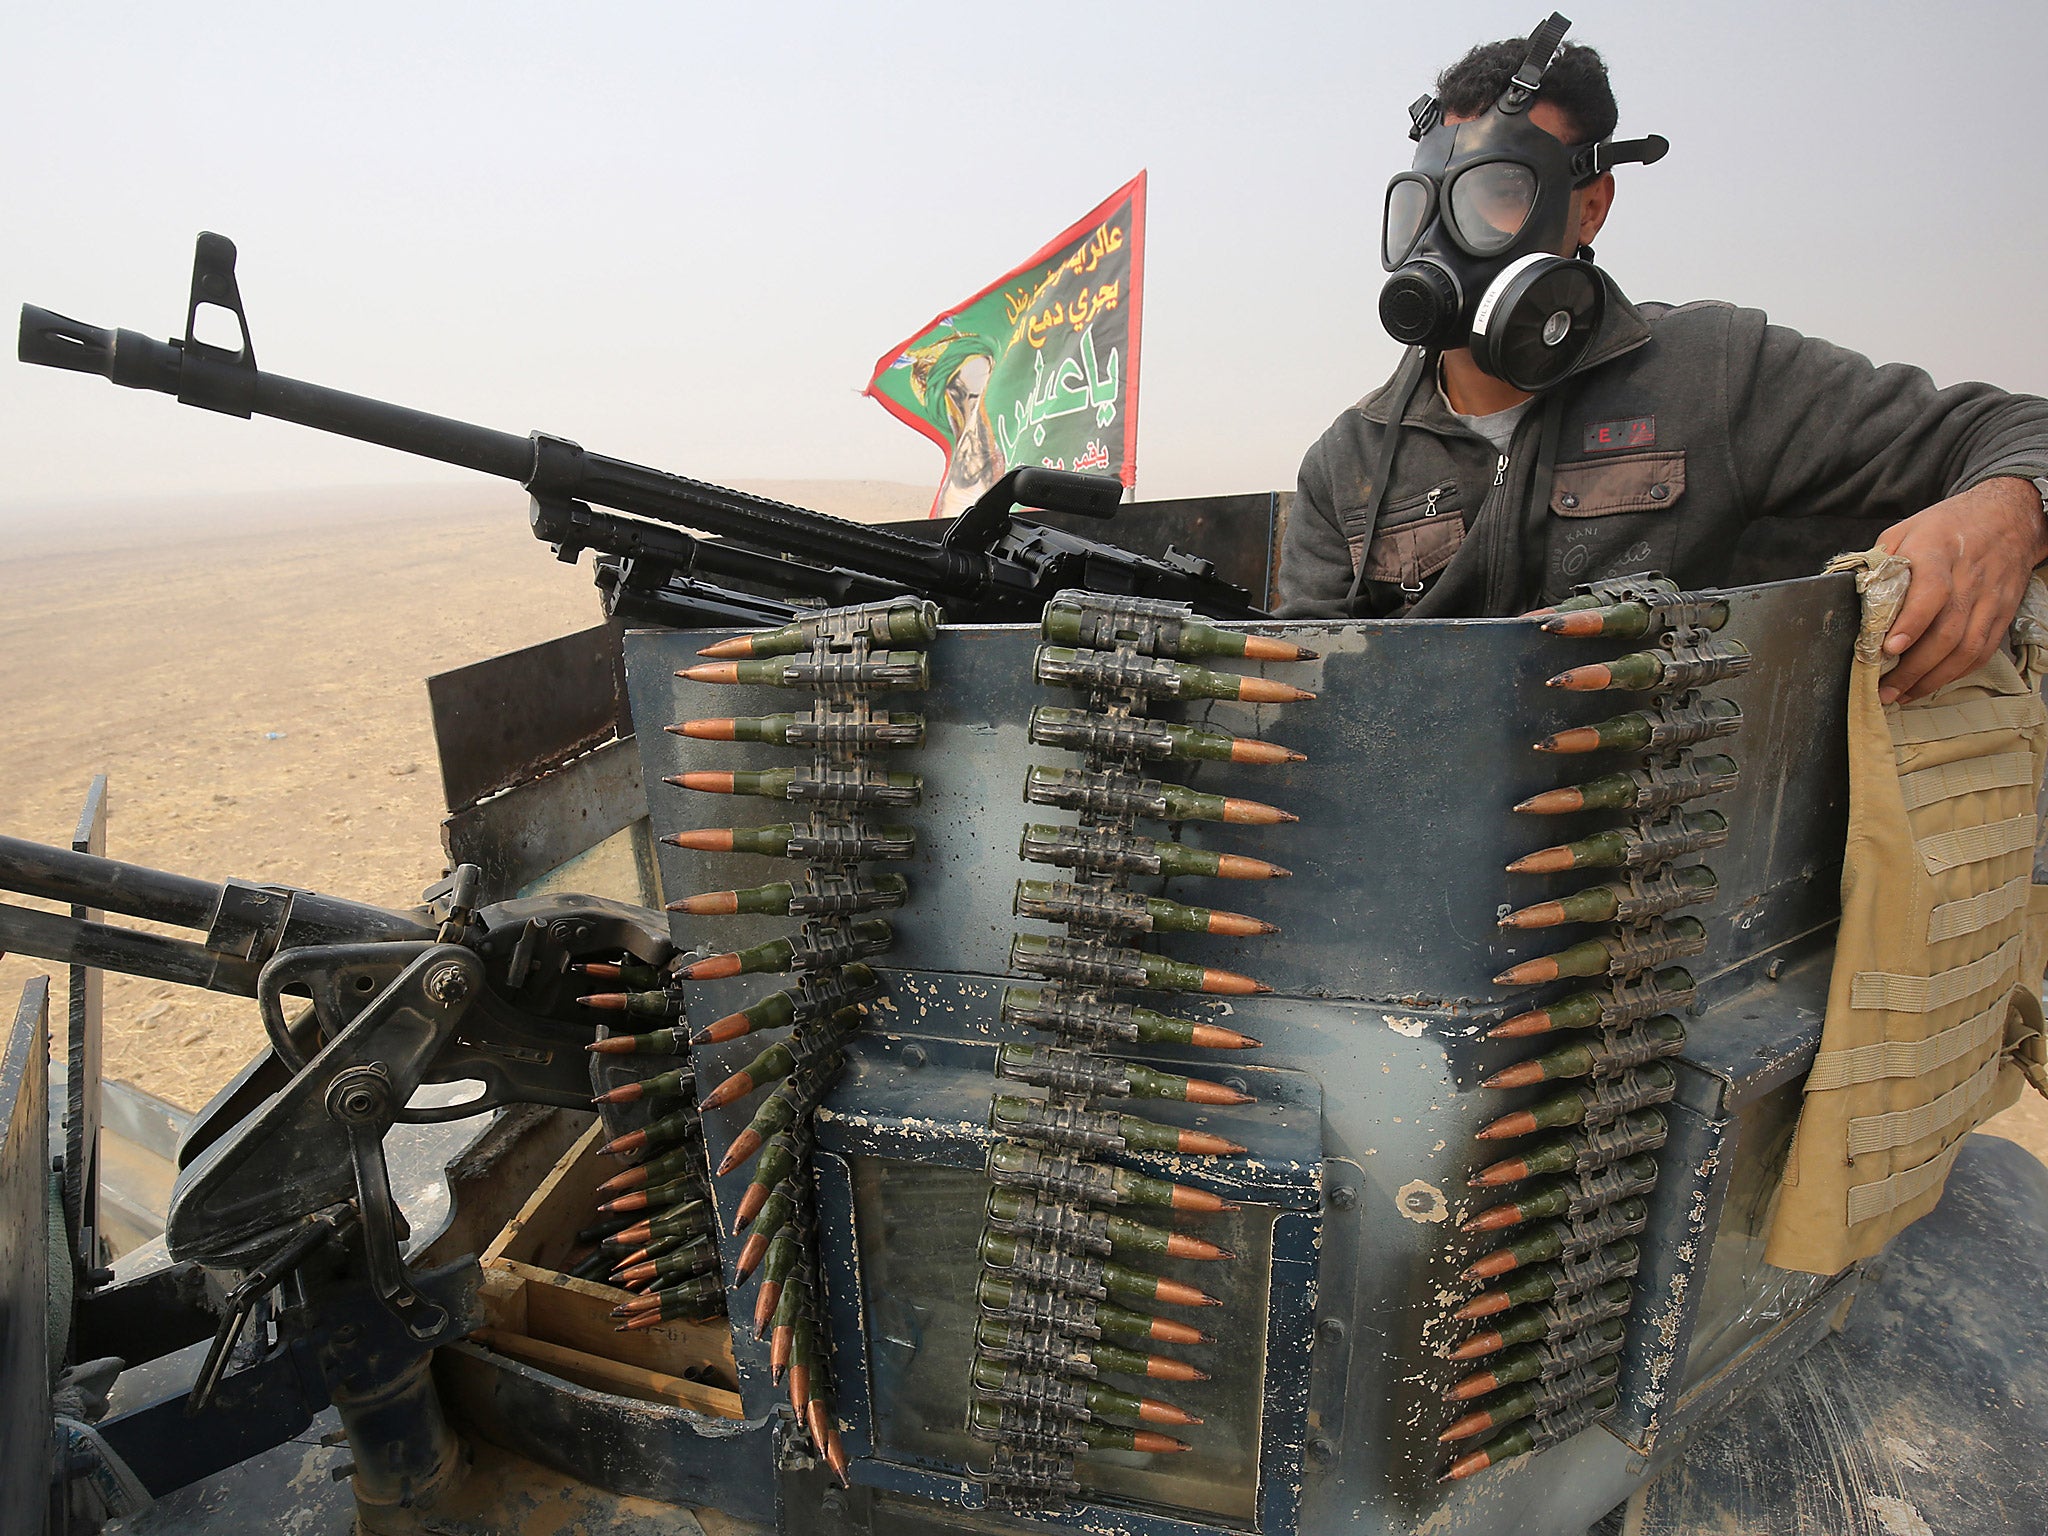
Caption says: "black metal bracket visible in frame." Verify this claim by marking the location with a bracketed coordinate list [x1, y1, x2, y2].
[178, 232, 258, 417]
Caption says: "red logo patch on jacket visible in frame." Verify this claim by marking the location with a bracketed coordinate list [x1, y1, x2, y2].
[1582, 415, 1656, 452]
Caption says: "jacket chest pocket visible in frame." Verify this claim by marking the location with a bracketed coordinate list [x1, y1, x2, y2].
[1341, 482, 1463, 598]
[1544, 452, 1686, 596]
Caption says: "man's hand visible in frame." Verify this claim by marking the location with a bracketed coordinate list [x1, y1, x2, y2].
[1875, 477, 2048, 704]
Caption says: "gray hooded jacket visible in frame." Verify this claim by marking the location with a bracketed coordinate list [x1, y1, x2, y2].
[1275, 277, 2048, 619]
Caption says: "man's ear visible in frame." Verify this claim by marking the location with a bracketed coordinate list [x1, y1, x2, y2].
[1574, 171, 1616, 251]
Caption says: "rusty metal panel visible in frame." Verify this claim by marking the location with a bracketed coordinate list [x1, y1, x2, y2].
[428, 623, 630, 814]
[68, 772, 107, 1277]
[0, 977, 52, 1536]
[441, 736, 650, 903]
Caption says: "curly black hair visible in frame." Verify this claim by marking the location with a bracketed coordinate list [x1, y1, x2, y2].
[1435, 37, 1618, 145]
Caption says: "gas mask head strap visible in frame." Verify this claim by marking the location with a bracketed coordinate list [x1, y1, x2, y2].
[1499, 12, 1573, 114]
[1569, 135, 1672, 187]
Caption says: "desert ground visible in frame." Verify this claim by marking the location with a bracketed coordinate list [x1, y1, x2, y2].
[2, 483, 2043, 1168]
[0, 480, 929, 1111]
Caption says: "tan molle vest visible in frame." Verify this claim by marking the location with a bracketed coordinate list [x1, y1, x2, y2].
[1766, 551, 2048, 1277]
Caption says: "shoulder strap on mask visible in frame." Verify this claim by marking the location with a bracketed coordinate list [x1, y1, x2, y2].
[1499, 12, 1572, 114]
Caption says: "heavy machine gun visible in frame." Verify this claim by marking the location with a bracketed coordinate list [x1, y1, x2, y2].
[0, 829, 683, 1510]
[17, 232, 1264, 628]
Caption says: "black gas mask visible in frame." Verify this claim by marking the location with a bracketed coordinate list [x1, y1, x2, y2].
[1378, 12, 1667, 391]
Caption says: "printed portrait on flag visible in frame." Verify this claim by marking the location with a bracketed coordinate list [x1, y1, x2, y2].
[866, 174, 1147, 518]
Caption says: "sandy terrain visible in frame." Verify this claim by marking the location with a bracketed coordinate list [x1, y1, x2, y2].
[0, 479, 930, 1111]
[2, 480, 2043, 1168]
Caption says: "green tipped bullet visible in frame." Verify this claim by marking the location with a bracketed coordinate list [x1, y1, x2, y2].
[1463, 1199, 1650, 1281]
[1493, 920, 1707, 987]
[1001, 988, 1262, 1050]
[593, 1064, 699, 1106]
[693, 968, 881, 1044]
[673, 872, 909, 918]
[735, 1133, 805, 1226]
[1029, 706, 1306, 766]
[1014, 880, 1279, 938]
[1023, 765, 1295, 827]
[973, 1274, 1209, 1348]
[1455, 1243, 1641, 1319]
[991, 1095, 1246, 1157]
[667, 767, 923, 806]
[986, 1188, 1234, 1262]
[1535, 695, 1744, 755]
[1042, 597, 1316, 663]
[609, 1198, 718, 1249]
[1020, 824, 1289, 881]
[1440, 1385, 1620, 1479]
[1482, 1022, 1687, 1090]
[668, 711, 925, 747]
[1461, 1156, 1661, 1232]
[1506, 812, 1730, 876]
[978, 1228, 1212, 1310]
[672, 881, 797, 917]
[696, 599, 941, 659]
[664, 822, 917, 861]
[975, 1316, 1208, 1383]
[986, 1141, 1231, 1213]
[1035, 645, 1314, 704]
[630, 1241, 722, 1288]
[677, 920, 894, 981]
[579, 990, 686, 1021]
[701, 1039, 802, 1111]
[1499, 868, 1718, 931]
[716, 1044, 848, 1175]
[575, 959, 672, 990]
[1489, 969, 1696, 1039]
[1476, 1070, 1676, 1140]
[602, 1103, 709, 1159]
[1539, 596, 1729, 640]
[588, 1025, 688, 1057]
[1513, 756, 1740, 816]
[1446, 1281, 1634, 1360]
[599, 1170, 711, 1216]
[1009, 933, 1269, 996]
[1547, 640, 1751, 693]
[751, 1228, 802, 1335]
[604, 1142, 712, 1196]
[1438, 1364, 1620, 1447]
[679, 650, 930, 691]
[1445, 1325, 1627, 1401]
[996, 1043, 1256, 1105]
[970, 1355, 1201, 1426]
[964, 1399, 1190, 1455]
[1471, 1113, 1670, 1187]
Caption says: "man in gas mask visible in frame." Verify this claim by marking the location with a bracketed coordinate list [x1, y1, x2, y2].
[1275, 14, 2048, 704]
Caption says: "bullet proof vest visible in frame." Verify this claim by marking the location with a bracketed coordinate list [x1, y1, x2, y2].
[1766, 551, 2048, 1276]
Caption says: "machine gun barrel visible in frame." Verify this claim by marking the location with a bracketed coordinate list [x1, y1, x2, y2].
[18, 234, 1265, 620]
[0, 834, 436, 995]
[18, 304, 945, 574]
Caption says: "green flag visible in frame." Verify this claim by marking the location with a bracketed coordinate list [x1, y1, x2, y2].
[866, 173, 1146, 517]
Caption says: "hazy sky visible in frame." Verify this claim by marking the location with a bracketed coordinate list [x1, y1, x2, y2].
[4, 1, 2045, 516]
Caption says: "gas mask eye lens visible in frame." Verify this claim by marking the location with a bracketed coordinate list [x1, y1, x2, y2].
[1382, 177, 1432, 270]
[1448, 163, 1537, 256]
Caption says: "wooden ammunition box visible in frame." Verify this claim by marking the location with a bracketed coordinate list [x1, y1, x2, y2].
[469, 1119, 742, 1420]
